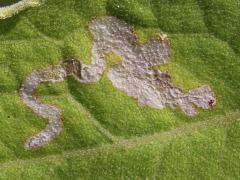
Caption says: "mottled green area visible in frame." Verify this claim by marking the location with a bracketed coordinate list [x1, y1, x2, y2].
[0, 0, 239, 179]
[0, 117, 240, 179]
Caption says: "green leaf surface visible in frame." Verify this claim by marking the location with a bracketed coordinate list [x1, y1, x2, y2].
[0, 0, 239, 179]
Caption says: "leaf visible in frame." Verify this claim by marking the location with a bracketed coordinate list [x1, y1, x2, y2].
[0, 0, 239, 178]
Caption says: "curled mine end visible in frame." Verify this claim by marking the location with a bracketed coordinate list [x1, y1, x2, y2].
[24, 105, 63, 150]
[0, 0, 42, 19]
[25, 123, 62, 150]
[25, 135, 48, 150]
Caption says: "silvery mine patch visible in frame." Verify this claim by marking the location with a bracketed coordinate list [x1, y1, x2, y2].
[20, 16, 216, 150]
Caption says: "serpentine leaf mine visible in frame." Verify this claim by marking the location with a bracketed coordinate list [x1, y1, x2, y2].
[20, 16, 216, 150]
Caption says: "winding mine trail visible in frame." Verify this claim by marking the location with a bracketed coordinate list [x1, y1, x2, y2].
[20, 16, 216, 149]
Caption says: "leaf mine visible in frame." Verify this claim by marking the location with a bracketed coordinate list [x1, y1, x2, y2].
[20, 16, 216, 149]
